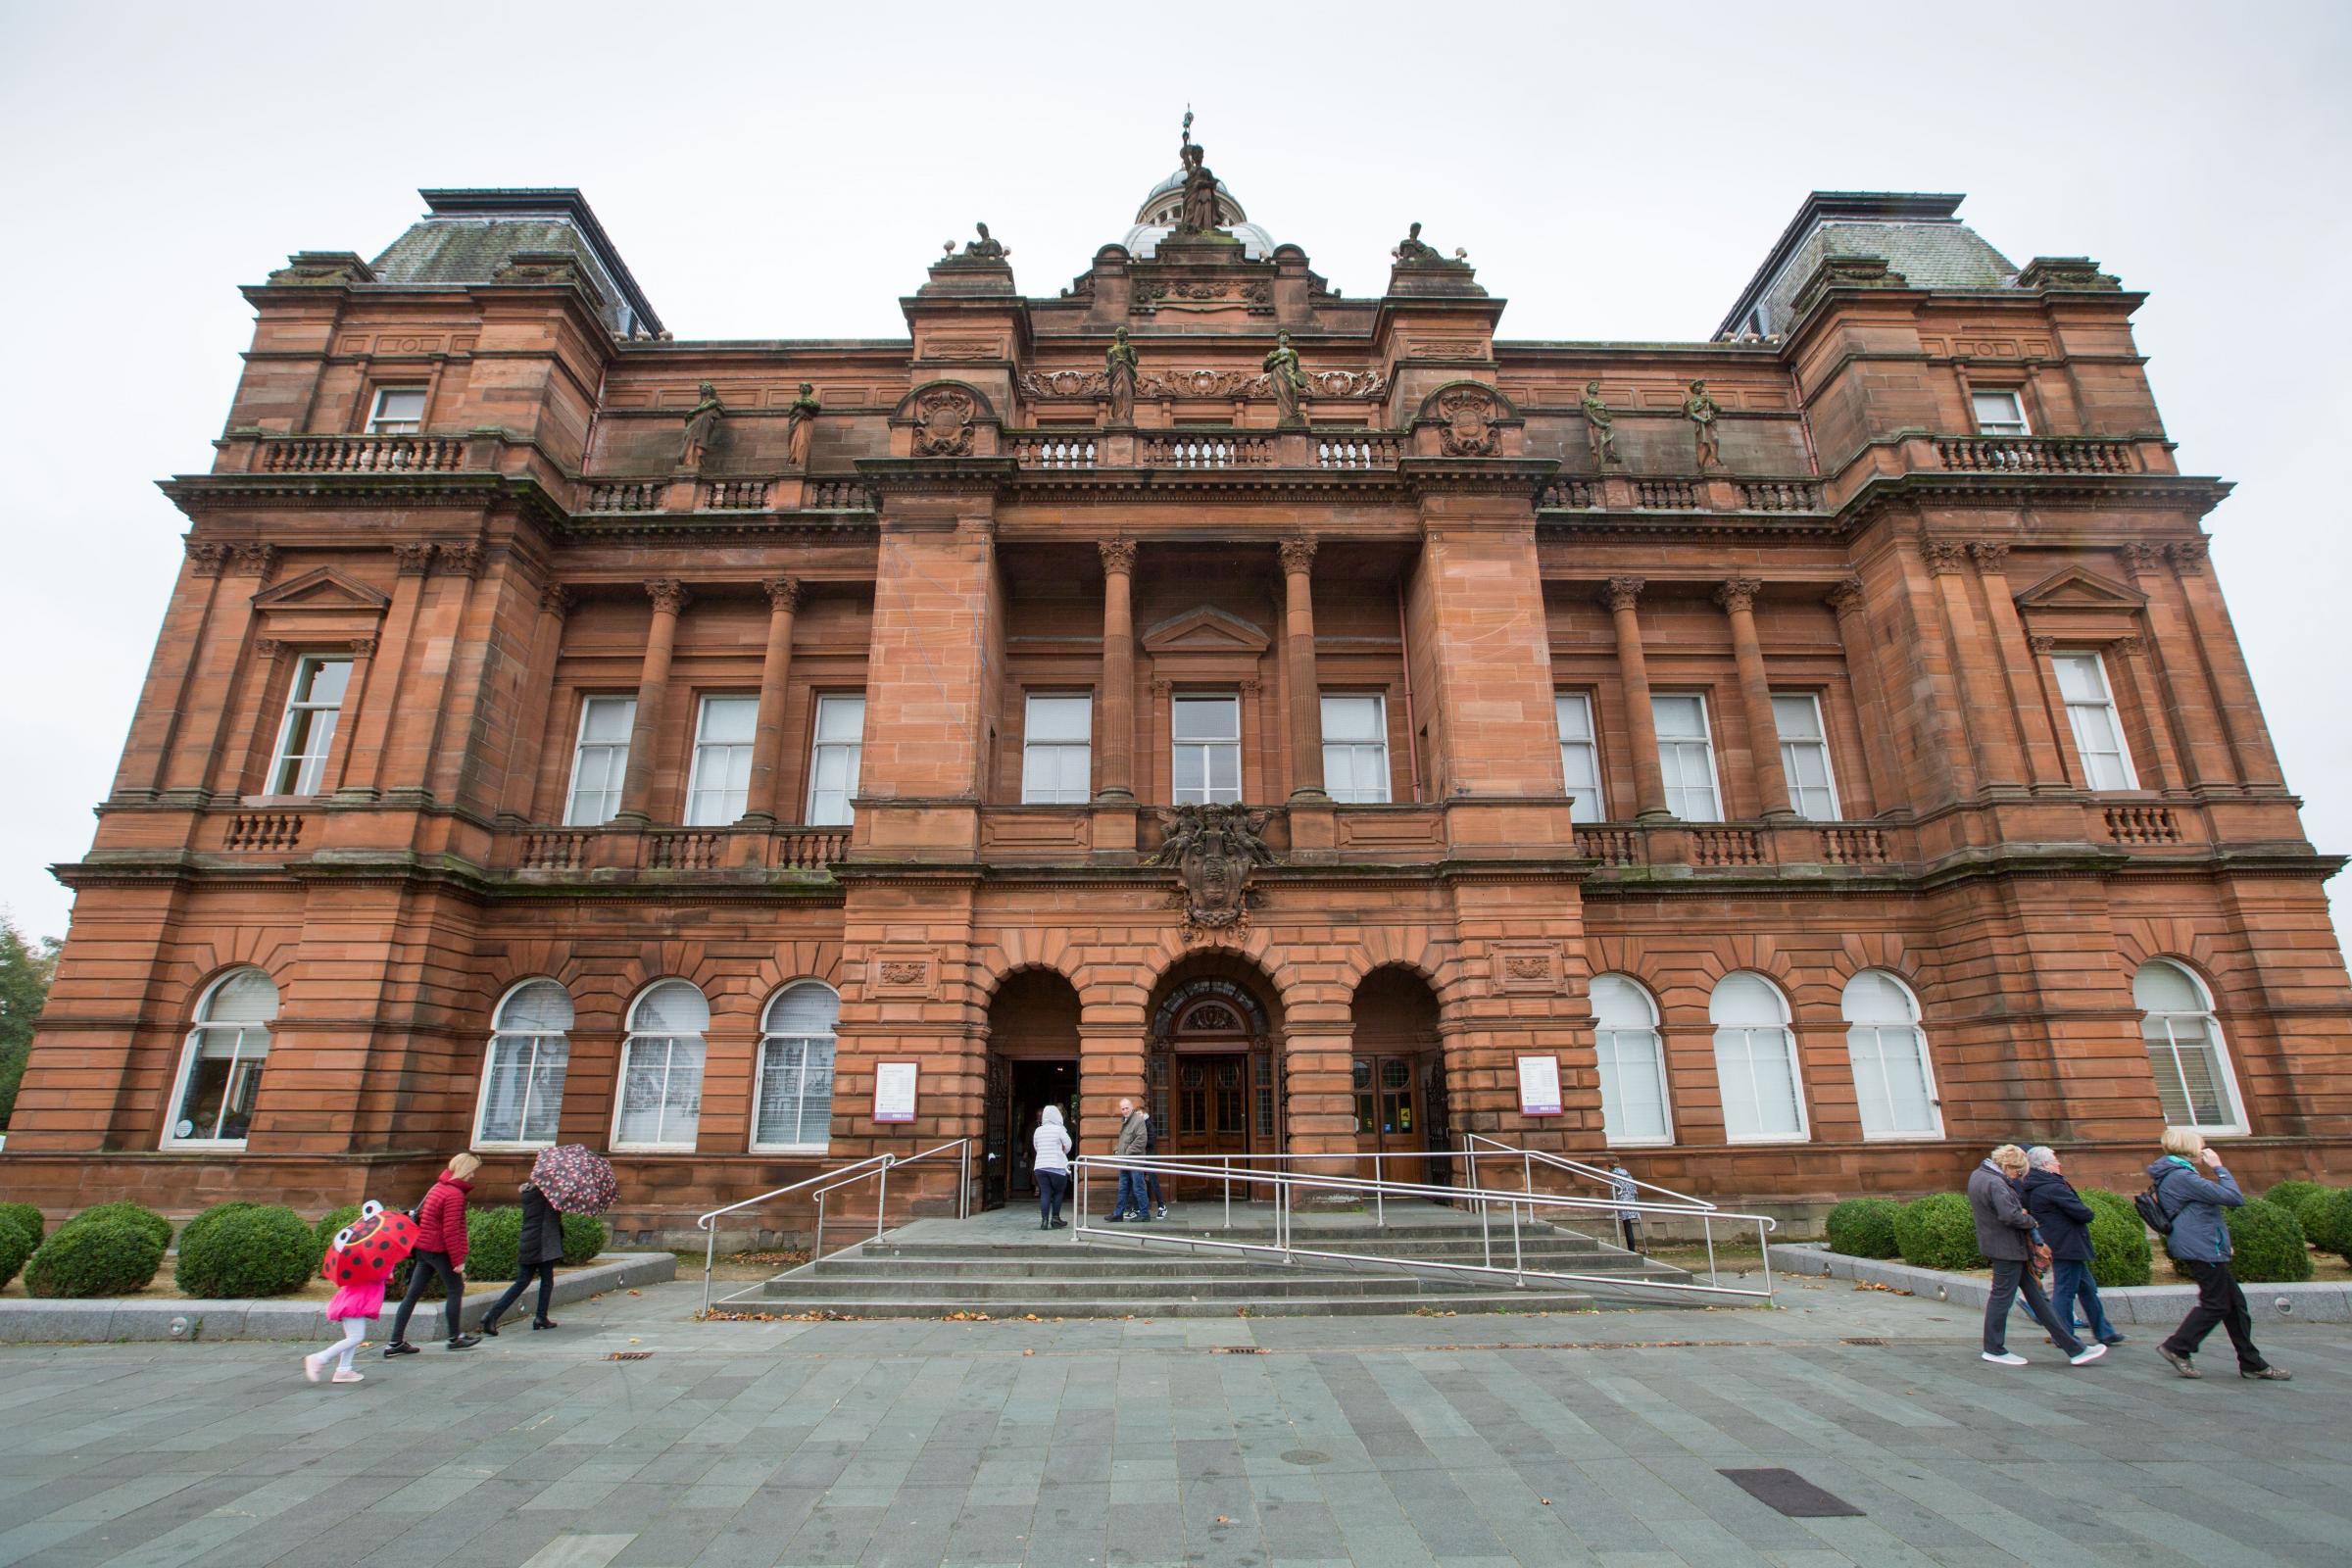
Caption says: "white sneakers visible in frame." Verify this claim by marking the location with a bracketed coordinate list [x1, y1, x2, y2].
[302, 1352, 326, 1383]
[2069, 1344, 2108, 1366]
[1982, 1351, 2029, 1366]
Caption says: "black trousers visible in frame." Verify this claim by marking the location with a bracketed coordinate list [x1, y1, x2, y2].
[1616, 1215, 1643, 1252]
[2162, 1258, 2268, 1370]
[1035, 1169, 1068, 1224]
[1984, 1257, 2081, 1355]
[485, 1260, 557, 1327]
[390, 1248, 464, 1343]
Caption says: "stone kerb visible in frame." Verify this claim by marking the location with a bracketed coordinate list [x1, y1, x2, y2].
[0, 1251, 677, 1344]
[1769, 1242, 2351, 1324]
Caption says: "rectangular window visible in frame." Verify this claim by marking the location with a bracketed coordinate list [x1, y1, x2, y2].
[1770, 692, 1841, 820]
[684, 695, 759, 826]
[1970, 389, 2029, 436]
[1171, 694, 1242, 805]
[612, 1037, 705, 1150]
[368, 386, 427, 435]
[1020, 693, 1093, 805]
[1320, 693, 1390, 804]
[564, 696, 637, 826]
[754, 1036, 837, 1150]
[806, 694, 865, 825]
[171, 1027, 270, 1146]
[267, 656, 352, 797]
[1650, 693, 1723, 821]
[2051, 653, 2138, 791]
[1555, 692, 1605, 822]
[476, 1035, 569, 1146]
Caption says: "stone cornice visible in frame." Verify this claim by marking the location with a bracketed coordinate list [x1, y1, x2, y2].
[1840, 470, 2233, 530]
[161, 471, 569, 530]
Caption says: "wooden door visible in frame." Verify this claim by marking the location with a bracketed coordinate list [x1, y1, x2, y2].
[1353, 1053, 1428, 1187]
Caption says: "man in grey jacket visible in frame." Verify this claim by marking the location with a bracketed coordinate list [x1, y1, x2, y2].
[1968, 1144, 2103, 1367]
[1106, 1099, 1152, 1223]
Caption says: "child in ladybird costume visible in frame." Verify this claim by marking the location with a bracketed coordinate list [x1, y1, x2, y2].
[305, 1200, 417, 1385]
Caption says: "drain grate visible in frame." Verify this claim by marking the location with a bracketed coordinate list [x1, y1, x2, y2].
[1839, 1337, 1887, 1346]
[1719, 1468, 1863, 1518]
[608, 1350, 654, 1361]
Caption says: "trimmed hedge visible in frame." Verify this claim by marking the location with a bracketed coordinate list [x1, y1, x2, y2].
[1895, 1192, 1984, 1271]
[2305, 1188, 2352, 1265]
[2169, 1197, 2312, 1284]
[467, 1206, 523, 1282]
[0, 1214, 35, 1290]
[561, 1213, 607, 1265]
[173, 1204, 316, 1298]
[0, 1202, 46, 1248]
[1824, 1198, 1902, 1259]
[58, 1200, 172, 1251]
[24, 1217, 166, 1298]
[2262, 1180, 2326, 1227]
[2079, 1188, 2153, 1288]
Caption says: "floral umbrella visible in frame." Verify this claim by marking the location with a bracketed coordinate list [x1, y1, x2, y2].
[321, 1200, 418, 1288]
[530, 1144, 618, 1215]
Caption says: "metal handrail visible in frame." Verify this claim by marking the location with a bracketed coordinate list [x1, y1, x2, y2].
[1461, 1132, 1717, 1212]
[1072, 1154, 1777, 1302]
[693, 1138, 971, 1313]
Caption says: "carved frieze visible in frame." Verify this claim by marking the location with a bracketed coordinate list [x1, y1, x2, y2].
[1154, 803, 1276, 936]
[1491, 943, 1563, 995]
[867, 947, 938, 999]
[1014, 366, 1387, 402]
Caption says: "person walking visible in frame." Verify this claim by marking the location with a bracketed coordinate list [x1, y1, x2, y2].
[2150, 1129, 2290, 1381]
[1106, 1099, 1151, 1222]
[1969, 1144, 2103, 1367]
[1142, 1103, 1169, 1220]
[1609, 1159, 1642, 1253]
[386, 1152, 482, 1355]
[1032, 1104, 1072, 1230]
[2021, 1146, 2124, 1347]
[480, 1180, 564, 1335]
[304, 1243, 387, 1386]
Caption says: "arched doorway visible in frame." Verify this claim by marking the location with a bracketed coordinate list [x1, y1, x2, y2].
[983, 969, 1082, 1211]
[1351, 966, 1451, 1191]
[1146, 956, 1283, 1193]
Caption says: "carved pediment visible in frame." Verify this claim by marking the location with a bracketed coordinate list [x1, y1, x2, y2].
[1140, 605, 1270, 657]
[251, 567, 392, 612]
[2013, 564, 2146, 612]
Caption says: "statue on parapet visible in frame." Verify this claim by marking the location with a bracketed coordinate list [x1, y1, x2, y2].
[1581, 382, 1619, 467]
[1104, 327, 1139, 425]
[1683, 379, 1722, 469]
[1262, 329, 1308, 426]
[679, 381, 724, 471]
[964, 222, 1008, 260]
[1394, 221, 1443, 263]
[785, 382, 821, 469]
[1175, 110, 1223, 234]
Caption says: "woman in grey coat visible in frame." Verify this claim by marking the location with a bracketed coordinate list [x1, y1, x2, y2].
[480, 1181, 566, 1334]
[1968, 1144, 2101, 1367]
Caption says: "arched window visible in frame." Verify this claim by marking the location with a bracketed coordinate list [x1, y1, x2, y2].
[2135, 960, 2246, 1135]
[1710, 972, 1806, 1142]
[1841, 970, 1941, 1139]
[475, 979, 572, 1147]
[167, 968, 278, 1148]
[1591, 975, 1671, 1144]
[612, 980, 709, 1151]
[754, 982, 839, 1152]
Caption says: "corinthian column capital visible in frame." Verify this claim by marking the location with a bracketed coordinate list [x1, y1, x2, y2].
[1600, 576, 1645, 612]
[1714, 577, 1762, 614]
[646, 578, 691, 615]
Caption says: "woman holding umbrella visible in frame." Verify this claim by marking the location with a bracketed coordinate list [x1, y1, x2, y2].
[480, 1145, 615, 1337]
[306, 1200, 418, 1384]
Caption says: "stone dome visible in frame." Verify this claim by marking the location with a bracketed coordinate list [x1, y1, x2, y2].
[1124, 168, 1277, 261]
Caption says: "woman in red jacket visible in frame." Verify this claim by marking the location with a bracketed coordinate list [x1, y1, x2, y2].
[386, 1152, 483, 1355]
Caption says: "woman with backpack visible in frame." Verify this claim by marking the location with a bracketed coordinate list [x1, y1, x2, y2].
[385, 1152, 483, 1355]
[2145, 1129, 2290, 1381]
[479, 1179, 565, 1334]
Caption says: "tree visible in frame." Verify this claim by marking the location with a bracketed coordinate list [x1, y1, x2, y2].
[0, 913, 63, 1129]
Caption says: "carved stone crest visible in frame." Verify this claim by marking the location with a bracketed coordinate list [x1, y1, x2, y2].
[1437, 387, 1500, 457]
[1153, 803, 1276, 935]
[910, 387, 977, 457]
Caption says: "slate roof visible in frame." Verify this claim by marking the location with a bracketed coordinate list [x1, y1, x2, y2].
[368, 189, 662, 337]
[1719, 192, 2019, 339]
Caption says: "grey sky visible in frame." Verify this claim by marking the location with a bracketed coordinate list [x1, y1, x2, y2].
[3, 2, 2347, 949]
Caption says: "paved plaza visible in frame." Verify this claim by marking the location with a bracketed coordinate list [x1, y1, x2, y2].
[0, 1271, 2344, 1567]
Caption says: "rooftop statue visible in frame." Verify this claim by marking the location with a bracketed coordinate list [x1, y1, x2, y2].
[679, 381, 724, 471]
[1582, 381, 1619, 467]
[785, 381, 821, 469]
[964, 221, 1008, 260]
[1684, 379, 1722, 469]
[1174, 110, 1222, 234]
[1394, 221, 1442, 263]
[1104, 327, 1139, 425]
[1262, 329, 1308, 426]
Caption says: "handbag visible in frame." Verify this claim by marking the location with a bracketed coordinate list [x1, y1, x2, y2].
[2029, 1237, 2053, 1274]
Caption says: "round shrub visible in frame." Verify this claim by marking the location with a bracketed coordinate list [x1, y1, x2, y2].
[0, 1202, 47, 1248]
[2079, 1188, 2153, 1288]
[173, 1204, 317, 1298]
[59, 1200, 172, 1251]
[1824, 1198, 1902, 1259]
[24, 1217, 166, 1298]
[560, 1213, 607, 1265]
[2262, 1180, 2325, 1226]
[2170, 1198, 2312, 1284]
[2297, 1186, 2351, 1256]
[1894, 1193, 1984, 1271]
[0, 1214, 35, 1290]
[466, 1206, 522, 1282]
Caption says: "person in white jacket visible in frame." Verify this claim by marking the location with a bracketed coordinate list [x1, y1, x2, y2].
[1032, 1104, 1073, 1230]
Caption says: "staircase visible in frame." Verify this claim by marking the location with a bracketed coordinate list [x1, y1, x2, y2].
[747, 1204, 1693, 1319]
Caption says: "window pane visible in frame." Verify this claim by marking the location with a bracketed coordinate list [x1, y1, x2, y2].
[1556, 693, 1594, 743]
[814, 695, 864, 741]
[203, 969, 280, 1025]
[522, 1042, 568, 1143]
[1559, 694, 1605, 821]
[375, 388, 426, 422]
[2051, 654, 2105, 704]
[1770, 693, 1823, 741]
[496, 980, 573, 1033]
[581, 696, 637, 743]
[1320, 695, 1381, 744]
[1173, 696, 1239, 742]
[2132, 961, 2204, 1013]
[698, 696, 759, 744]
[1717, 1026, 1803, 1139]
[632, 980, 710, 1034]
[1026, 695, 1091, 742]
[1173, 747, 1206, 798]
[1651, 694, 1706, 741]
[1206, 744, 1241, 799]
[478, 1039, 531, 1142]
[300, 659, 353, 708]
[764, 983, 840, 1035]
[615, 1042, 671, 1145]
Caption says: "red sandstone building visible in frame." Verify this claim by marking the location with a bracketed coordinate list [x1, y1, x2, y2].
[9, 151, 2348, 1236]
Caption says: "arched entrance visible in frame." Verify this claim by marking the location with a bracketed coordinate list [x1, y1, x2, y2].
[982, 969, 1081, 1211]
[1146, 956, 1283, 1193]
[1351, 966, 1451, 1191]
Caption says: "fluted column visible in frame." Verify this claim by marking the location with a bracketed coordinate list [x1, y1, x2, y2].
[612, 578, 689, 826]
[741, 575, 803, 824]
[2167, 539, 2282, 788]
[1280, 537, 1327, 801]
[1715, 577, 1793, 819]
[1097, 540, 1137, 801]
[495, 583, 571, 824]
[1604, 577, 1670, 820]
[1825, 578, 1900, 816]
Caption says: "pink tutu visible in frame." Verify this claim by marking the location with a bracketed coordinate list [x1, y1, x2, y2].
[326, 1281, 387, 1321]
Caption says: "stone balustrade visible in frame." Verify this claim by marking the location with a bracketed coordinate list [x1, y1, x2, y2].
[1313, 434, 1399, 469]
[1936, 436, 2135, 473]
[257, 435, 466, 473]
[805, 480, 876, 511]
[1142, 433, 1276, 468]
[221, 811, 306, 852]
[1816, 825, 1890, 865]
[703, 478, 772, 510]
[1013, 435, 1099, 470]
[2103, 804, 2182, 846]
[583, 480, 663, 512]
[1738, 479, 1824, 512]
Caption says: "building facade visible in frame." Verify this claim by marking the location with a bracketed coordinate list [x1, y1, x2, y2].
[10, 159, 2349, 1237]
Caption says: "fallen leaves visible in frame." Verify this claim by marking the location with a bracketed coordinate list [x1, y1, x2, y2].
[944, 1310, 992, 1322]
[1851, 1281, 1915, 1297]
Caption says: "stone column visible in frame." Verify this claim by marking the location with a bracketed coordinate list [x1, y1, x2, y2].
[2168, 539, 2282, 788]
[1096, 540, 1137, 801]
[165, 542, 274, 801]
[740, 575, 803, 824]
[2111, 634, 2185, 791]
[494, 583, 571, 824]
[1715, 577, 1793, 819]
[1603, 577, 1671, 820]
[335, 541, 434, 800]
[1825, 578, 1900, 816]
[115, 540, 229, 803]
[323, 636, 377, 796]
[1971, 543, 2069, 791]
[612, 577, 689, 827]
[2120, 544, 2229, 791]
[1924, 538, 2025, 789]
[1279, 537, 1327, 801]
